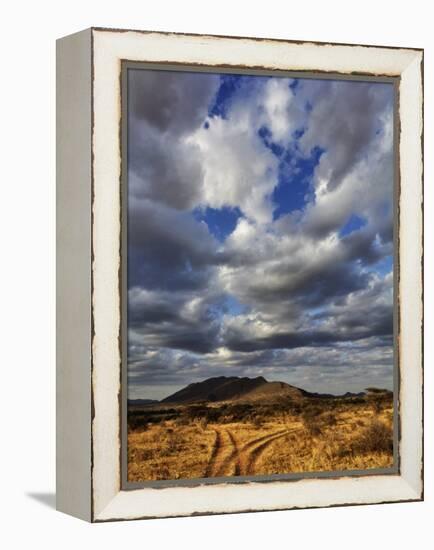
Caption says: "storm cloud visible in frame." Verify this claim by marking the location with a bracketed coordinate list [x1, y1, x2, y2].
[126, 69, 395, 400]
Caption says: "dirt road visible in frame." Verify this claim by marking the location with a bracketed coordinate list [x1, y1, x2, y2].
[206, 426, 299, 477]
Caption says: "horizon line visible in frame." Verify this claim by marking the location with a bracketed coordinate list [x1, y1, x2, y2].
[128, 374, 393, 402]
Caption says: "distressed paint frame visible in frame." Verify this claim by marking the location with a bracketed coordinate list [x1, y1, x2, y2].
[57, 27, 423, 523]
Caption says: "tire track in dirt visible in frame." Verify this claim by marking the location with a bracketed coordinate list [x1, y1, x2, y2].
[238, 429, 291, 475]
[206, 428, 240, 478]
[204, 429, 223, 478]
[206, 426, 302, 478]
[244, 429, 297, 475]
[214, 428, 291, 477]
[213, 430, 241, 477]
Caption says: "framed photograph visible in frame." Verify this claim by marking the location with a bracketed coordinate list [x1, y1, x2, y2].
[56, 28, 423, 522]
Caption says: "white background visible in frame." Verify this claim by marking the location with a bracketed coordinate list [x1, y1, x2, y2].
[1, 1, 432, 548]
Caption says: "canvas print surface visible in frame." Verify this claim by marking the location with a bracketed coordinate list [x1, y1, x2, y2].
[125, 67, 396, 483]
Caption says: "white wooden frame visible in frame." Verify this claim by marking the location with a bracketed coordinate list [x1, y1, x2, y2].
[56, 27, 423, 522]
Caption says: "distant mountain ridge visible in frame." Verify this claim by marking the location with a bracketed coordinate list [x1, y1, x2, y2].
[128, 398, 159, 406]
[161, 375, 310, 404]
[132, 376, 392, 406]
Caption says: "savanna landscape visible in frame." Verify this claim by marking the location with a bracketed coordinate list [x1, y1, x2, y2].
[126, 71, 396, 485]
[127, 376, 394, 482]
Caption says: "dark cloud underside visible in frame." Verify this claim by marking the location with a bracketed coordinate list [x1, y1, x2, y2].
[126, 69, 395, 400]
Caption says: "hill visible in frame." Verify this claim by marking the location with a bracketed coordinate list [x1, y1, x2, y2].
[161, 375, 307, 404]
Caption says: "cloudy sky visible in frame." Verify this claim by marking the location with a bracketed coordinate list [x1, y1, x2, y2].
[126, 68, 395, 400]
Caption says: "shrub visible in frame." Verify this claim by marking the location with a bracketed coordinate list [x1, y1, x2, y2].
[128, 415, 148, 431]
[371, 399, 383, 414]
[174, 415, 189, 426]
[302, 409, 322, 436]
[205, 408, 222, 423]
[306, 424, 322, 436]
[351, 419, 393, 454]
[290, 404, 302, 415]
[321, 412, 337, 426]
[155, 465, 170, 480]
[139, 448, 154, 461]
[199, 417, 208, 430]
[302, 405, 322, 419]
[251, 416, 263, 429]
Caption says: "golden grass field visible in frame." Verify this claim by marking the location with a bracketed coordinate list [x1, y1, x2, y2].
[127, 393, 394, 482]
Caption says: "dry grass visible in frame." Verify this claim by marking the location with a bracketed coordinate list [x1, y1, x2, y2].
[260, 407, 393, 474]
[127, 395, 394, 482]
[128, 420, 215, 481]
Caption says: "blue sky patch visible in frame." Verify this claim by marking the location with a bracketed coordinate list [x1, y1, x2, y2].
[222, 294, 248, 316]
[293, 128, 305, 139]
[207, 293, 248, 321]
[258, 126, 284, 157]
[339, 214, 367, 237]
[289, 79, 299, 93]
[373, 255, 393, 276]
[193, 206, 243, 242]
[209, 75, 248, 119]
[273, 146, 324, 219]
